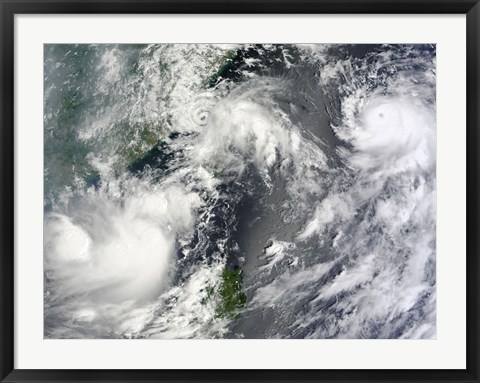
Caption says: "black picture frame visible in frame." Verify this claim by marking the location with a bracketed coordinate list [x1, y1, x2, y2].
[1, 1, 479, 382]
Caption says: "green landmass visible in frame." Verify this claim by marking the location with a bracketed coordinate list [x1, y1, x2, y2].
[206, 50, 237, 88]
[203, 267, 247, 319]
[217, 268, 247, 317]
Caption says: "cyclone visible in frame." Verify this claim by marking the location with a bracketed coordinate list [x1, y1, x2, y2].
[44, 43, 436, 339]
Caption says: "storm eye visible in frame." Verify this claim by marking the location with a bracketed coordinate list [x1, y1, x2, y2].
[378, 112, 384, 118]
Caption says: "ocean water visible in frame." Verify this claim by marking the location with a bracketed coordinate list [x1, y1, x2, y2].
[44, 43, 436, 339]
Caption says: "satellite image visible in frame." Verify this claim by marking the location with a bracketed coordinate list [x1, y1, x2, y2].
[44, 44, 436, 339]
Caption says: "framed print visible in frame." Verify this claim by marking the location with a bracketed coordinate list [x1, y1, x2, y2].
[1, 0, 479, 382]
